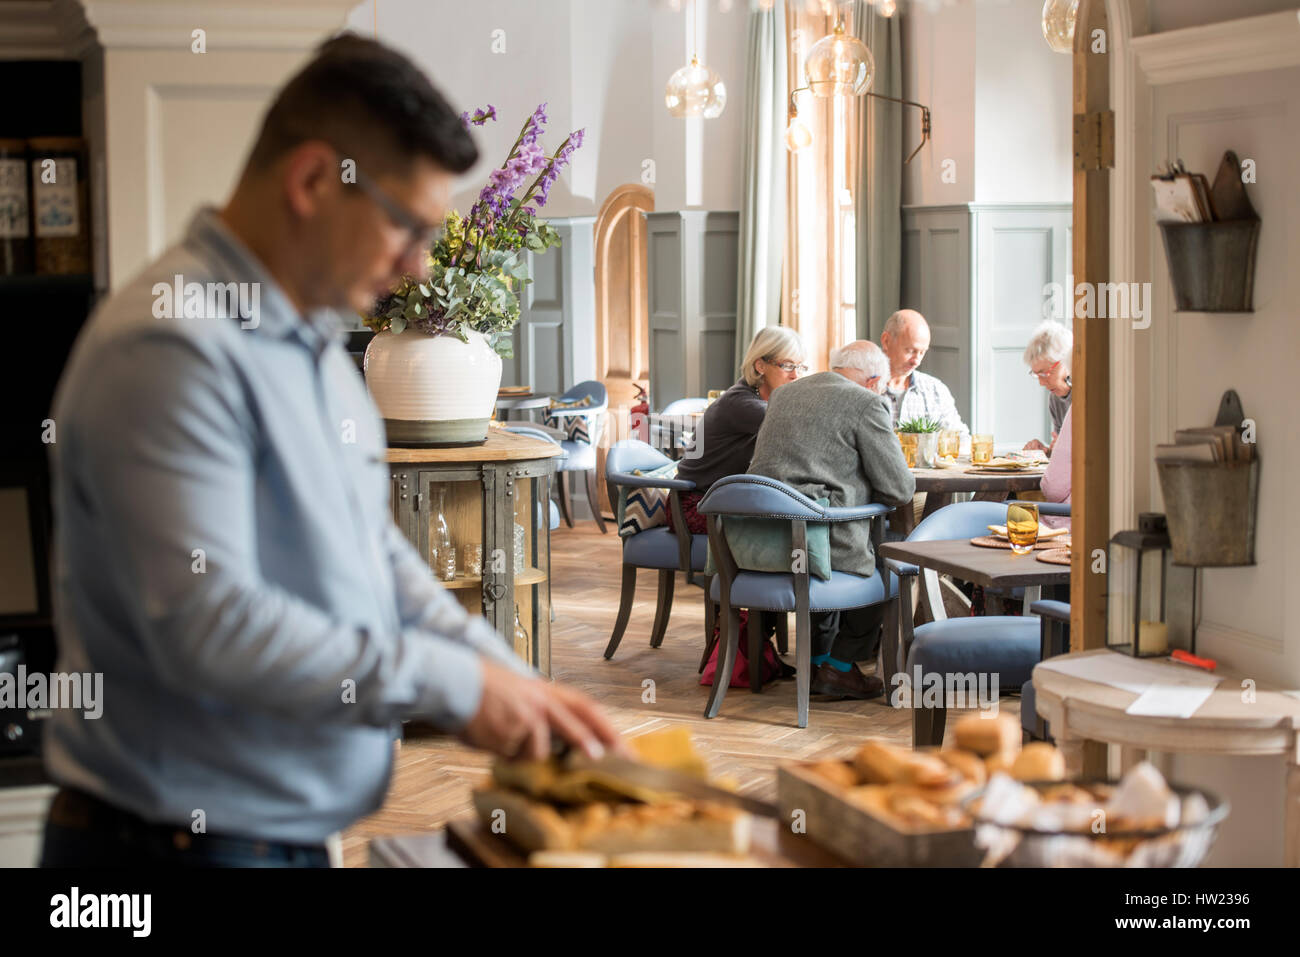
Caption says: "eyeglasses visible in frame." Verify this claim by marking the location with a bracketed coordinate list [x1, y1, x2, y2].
[768, 359, 809, 375]
[1028, 360, 1061, 380]
[331, 147, 443, 258]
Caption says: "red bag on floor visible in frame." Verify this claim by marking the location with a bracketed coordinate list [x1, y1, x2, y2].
[699, 611, 786, 689]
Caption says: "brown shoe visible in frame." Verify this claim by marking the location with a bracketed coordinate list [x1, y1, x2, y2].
[810, 662, 884, 700]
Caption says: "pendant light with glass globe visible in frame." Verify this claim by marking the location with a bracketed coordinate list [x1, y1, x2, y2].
[665, 0, 727, 119]
[784, 13, 931, 162]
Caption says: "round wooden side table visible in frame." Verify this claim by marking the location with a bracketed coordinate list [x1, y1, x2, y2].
[1032, 648, 1300, 866]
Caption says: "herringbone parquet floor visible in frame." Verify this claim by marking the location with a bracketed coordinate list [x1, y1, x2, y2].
[340, 521, 1018, 866]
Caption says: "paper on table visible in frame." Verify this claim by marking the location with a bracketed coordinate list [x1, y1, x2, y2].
[1037, 652, 1221, 719]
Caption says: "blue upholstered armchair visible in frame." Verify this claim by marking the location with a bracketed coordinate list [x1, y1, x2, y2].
[885, 500, 1071, 748]
[545, 380, 609, 533]
[602, 439, 711, 661]
[697, 475, 897, 729]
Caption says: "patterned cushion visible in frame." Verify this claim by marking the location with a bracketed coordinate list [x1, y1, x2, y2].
[543, 397, 601, 444]
[616, 462, 679, 538]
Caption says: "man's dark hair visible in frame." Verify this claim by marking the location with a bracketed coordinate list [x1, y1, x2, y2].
[246, 33, 478, 176]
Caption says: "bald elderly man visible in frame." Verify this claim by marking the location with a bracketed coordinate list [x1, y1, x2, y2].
[747, 341, 914, 699]
[880, 309, 968, 435]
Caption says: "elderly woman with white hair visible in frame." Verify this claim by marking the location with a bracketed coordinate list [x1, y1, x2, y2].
[672, 325, 807, 689]
[1022, 320, 1073, 454]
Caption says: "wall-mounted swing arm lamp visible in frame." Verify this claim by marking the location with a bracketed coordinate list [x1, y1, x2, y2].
[784, 18, 931, 163]
[786, 86, 932, 163]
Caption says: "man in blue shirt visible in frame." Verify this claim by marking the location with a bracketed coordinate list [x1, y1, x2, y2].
[40, 34, 620, 867]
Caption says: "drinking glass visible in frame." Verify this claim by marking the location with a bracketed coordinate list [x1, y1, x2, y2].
[897, 432, 919, 468]
[1007, 502, 1039, 555]
[938, 429, 960, 461]
[971, 433, 994, 465]
[465, 543, 483, 578]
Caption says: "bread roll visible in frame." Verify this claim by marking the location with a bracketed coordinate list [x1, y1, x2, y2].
[805, 760, 860, 789]
[1010, 742, 1066, 782]
[853, 740, 953, 786]
[952, 712, 1022, 757]
[984, 751, 1016, 777]
[936, 749, 987, 786]
[528, 851, 607, 868]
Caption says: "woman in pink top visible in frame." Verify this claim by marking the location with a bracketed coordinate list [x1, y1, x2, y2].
[1039, 404, 1072, 528]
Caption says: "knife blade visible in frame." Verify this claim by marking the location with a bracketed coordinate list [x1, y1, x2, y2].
[566, 754, 779, 818]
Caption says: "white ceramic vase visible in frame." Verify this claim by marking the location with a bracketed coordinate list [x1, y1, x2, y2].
[363, 327, 503, 446]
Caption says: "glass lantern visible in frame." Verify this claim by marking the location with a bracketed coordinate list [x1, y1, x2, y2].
[1041, 0, 1080, 54]
[1106, 513, 1199, 657]
[665, 55, 727, 119]
[806, 21, 875, 97]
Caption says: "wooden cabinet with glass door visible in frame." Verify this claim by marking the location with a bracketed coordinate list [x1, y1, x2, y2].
[386, 430, 561, 675]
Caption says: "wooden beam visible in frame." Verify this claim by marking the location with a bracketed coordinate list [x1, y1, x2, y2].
[1071, 0, 1112, 780]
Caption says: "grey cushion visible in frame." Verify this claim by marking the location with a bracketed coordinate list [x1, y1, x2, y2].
[709, 568, 896, 612]
[623, 528, 708, 571]
[906, 615, 1040, 688]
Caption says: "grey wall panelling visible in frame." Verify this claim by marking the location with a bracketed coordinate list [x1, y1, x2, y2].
[902, 202, 1071, 446]
[501, 216, 597, 399]
[645, 210, 740, 410]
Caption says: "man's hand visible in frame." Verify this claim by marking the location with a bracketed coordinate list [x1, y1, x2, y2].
[1023, 438, 1049, 452]
[460, 658, 625, 761]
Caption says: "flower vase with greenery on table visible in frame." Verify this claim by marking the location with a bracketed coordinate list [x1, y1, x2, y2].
[363, 103, 584, 446]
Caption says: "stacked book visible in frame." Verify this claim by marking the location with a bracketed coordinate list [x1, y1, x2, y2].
[1155, 425, 1254, 464]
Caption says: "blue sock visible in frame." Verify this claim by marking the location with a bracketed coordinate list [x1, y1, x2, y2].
[811, 655, 852, 672]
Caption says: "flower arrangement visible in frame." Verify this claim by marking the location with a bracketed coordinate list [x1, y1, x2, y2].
[363, 103, 584, 358]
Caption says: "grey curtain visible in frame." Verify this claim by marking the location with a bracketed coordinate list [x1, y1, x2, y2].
[734, 0, 788, 372]
[853, 1, 903, 341]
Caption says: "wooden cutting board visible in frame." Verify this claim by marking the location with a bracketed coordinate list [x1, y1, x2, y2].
[444, 815, 843, 868]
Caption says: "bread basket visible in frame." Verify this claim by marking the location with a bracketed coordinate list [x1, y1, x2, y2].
[963, 779, 1228, 868]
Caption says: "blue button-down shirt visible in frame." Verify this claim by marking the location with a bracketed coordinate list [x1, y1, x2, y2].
[45, 208, 530, 843]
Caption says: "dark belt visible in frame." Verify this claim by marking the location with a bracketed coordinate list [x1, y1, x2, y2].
[48, 786, 329, 861]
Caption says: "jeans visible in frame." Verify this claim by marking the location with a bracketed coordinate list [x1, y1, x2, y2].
[810, 604, 886, 662]
[40, 788, 330, 868]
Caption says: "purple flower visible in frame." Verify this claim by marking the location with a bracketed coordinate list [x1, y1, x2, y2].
[531, 128, 585, 210]
[461, 104, 498, 128]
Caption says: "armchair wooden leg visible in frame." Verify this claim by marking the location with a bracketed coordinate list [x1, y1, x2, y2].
[746, 611, 763, 693]
[700, 593, 717, 673]
[795, 610, 812, 729]
[774, 614, 789, 656]
[881, 596, 900, 694]
[704, 606, 741, 718]
[557, 472, 574, 528]
[911, 701, 948, 748]
[603, 565, 637, 660]
[584, 468, 607, 534]
[649, 569, 674, 648]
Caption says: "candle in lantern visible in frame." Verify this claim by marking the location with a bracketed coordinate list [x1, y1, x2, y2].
[1138, 620, 1168, 656]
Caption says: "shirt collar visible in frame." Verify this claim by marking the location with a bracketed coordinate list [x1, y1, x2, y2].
[182, 207, 348, 353]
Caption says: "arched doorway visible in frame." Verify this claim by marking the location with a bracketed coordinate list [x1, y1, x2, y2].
[593, 182, 654, 509]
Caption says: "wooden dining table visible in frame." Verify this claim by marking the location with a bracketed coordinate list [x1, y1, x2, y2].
[898, 456, 1046, 534]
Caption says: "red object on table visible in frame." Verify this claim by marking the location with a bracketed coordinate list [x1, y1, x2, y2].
[1170, 649, 1217, 671]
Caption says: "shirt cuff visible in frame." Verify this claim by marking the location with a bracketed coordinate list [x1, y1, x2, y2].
[409, 632, 486, 731]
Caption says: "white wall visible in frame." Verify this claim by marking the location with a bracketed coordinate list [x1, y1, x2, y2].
[346, 0, 746, 218]
[902, 0, 1072, 206]
[900, 0, 976, 205]
[973, 0, 1074, 203]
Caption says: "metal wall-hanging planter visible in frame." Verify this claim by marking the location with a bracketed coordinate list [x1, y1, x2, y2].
[1157, 150, 1260, 313]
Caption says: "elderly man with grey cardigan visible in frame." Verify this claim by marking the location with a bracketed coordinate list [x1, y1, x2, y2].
[747, 341, 915, 699]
